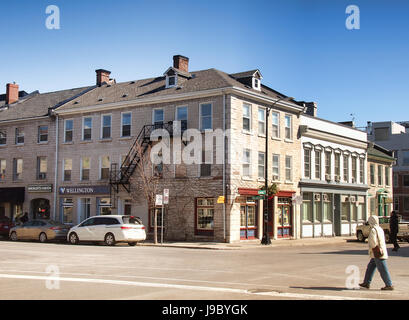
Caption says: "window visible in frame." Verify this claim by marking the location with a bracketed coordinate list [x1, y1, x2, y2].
[242, 149, 251, 178]
[404, 197, 409, 212]
[37, 157, 47, 180]
[0, 159, 6, 181]
[63, 159, 72, 181]
[121, 113, 131, 137]
[394, 197, 399, 211]
[81, 157, 90, 181]
[0, 130, 6, 145]
[271, 112, 279, 138]
[393, 174, 398, 187]
[341, 197, 350, 221]
[378, 165, 383, 185]
[200, 150, 211, 177]
[258, 152, 265, 180]
[403, 175, 409, 187]
[272, 154, 280, 180]
[258, 107, 265, 135]
[101, 114, 111, 139]
[83, 117, 92, 141]
[38, 126, 48, 143]
[285, 155, 292, 181]
[253, 77, 261, 90]
[315, 151, 321, 180]
[176, 106, 188, 131]
[302, 193, 312, 222]
[304, 148, 311, 179]
[197, 198, 215, 231]
[323, 194, 333, 222]
[335, 153, 341, 177]
[385, 167, 390, 186]
[64, 119, 73, 142]
[13, 158, 23, 181]
[167, 75, 176, 87]
[100, 156, 110, 180]
[153, 109, 164, 126]
[80, 198, 91, 221]
[314, 194, 322, 223]
[62, 198, 73, 224]
[343, 155, 349, 182]
[98, 198, 112, 215]
[325, 152, 331, 176]
[284, 115, 292, 140]
[359, 158, 364, 184]
[351, 157, 357, 182]
[242, 103, 251, 132]
[200, 103, 212, 130]
[15, 128, 24, 144]
[124, 199, 132, 216]
[370, 164, 375, 185]
[403, 151, 409, 166]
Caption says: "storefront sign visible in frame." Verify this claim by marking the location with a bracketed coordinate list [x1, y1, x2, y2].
[59, 185, 110, 195]
[28, 184, 53, 193]
[217, 196, 225, 203]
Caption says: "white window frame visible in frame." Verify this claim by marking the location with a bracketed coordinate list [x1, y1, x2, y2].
[242, 103, 252, 132]
[82, 116, 92, 141]
[80, 157, 90, 181]
[258, 107, 266, 136]
[37, 125, 48, 144]
[199, 103, 213, 131]
[64, 119, 74, 143]
[166, 75, 177, 88]
[0, 129, 6, 145]
[152, 108, 164, 125]
[176, 105, 188, 122]
[0, 159, 6, 181]
[253, 77, 261, 91]
[271, 112, 280, 138]
[100, 114, 112, 139]
[99, 155, 111, 180]
[258, 152, 265, 180]
[63, 158, 72, 182]
[285, 155, 292, 181]
[272, 154, 280, 181]
[242, 149, 251, 178]
[15, 127, 24, 145]
[121, 112, 132, 137]
[284, 114, 292, 140]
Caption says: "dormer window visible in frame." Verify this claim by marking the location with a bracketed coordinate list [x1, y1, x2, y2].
[167, 75, 177, 88]
[253, 77, 261, 91]
[230, 69, 263, 91]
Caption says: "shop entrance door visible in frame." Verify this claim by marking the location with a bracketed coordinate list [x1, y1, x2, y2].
[31, 199, 50, 220]
[240, 198, 258, 240]
[277, 198, 292, 238]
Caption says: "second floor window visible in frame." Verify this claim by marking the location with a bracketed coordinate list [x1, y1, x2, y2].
[258, 152, 265, 179]
[385, 166, 390, 186]
[64, 159, 72, 181]
[15, 128, 24, 144]
[243, 103, 251, 132]
[359, 158, 364, 184]
[403, 150, 409, 166]
[121, 113, 131, 137]
[242, 149, 251, 178]
[285, 155, 292, 181]
[38, 126, 48, 143]
[304, 148, 311, 179]
[272, 154, 280, 180]
[352, 157, 357, 182]
[315, 151, 321, 180]
[81, 157, 90, 181]
[13, 158, 23, 180]
[325, 152, 331, 176]
[335, 153, 341, 177]
[343, 155, 349, 182]
[37, 157, 47, 180]
[200, 103, 212, 131]
[378, 165, 383, 185]
[101, 115, 111, 139]
[64, 119, 73, 142]
[100, 156, 110, 180]
[0, 130, 6, 145]
[176, 106, 188, 131]
[0, 159, 6, 180]
[370, 164, 375, 185]
[83, 117, 92, 141]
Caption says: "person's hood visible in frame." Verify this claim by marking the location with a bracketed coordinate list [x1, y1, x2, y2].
[368, 215, 379, 227]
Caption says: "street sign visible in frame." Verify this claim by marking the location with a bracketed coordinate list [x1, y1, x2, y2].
[217, 196, 225, 204]
[258, 190, 266, 195]
[155, 194, 163, 206]
[163, 189, 169, 204]
[252, 195, 264, 200]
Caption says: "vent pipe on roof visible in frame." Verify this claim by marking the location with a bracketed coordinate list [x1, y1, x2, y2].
[6, 83, 19, 105]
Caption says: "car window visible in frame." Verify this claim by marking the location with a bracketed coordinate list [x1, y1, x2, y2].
[106, 218, 120, 225]
[80, 218, 95, 227]
[122, 216, 142, 225]
[93, 217, 106, 226]
[23, 221, 35, 227]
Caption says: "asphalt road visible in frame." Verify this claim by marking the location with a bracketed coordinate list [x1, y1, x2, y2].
[0, 238, 408, 300]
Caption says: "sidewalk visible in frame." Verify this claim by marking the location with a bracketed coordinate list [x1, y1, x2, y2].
[139, 236, 357, 250]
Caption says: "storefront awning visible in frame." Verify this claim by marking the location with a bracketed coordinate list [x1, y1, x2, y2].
[0, 187, 25, 203]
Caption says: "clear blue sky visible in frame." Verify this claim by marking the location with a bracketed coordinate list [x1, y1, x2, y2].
[1, 0, 408, 128]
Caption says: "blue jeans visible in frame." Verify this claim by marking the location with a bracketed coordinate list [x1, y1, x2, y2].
[363, 258, 393, 287]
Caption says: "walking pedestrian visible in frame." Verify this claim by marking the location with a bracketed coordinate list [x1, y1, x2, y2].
[359, 215, 394, 291]
[20, 212, 29, 224]
[389, 210, 400, 252]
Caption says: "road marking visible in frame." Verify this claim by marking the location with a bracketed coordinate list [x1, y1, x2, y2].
[0, 273, 377, 300]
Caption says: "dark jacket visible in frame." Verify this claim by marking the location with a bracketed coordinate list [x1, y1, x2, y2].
[390, 213, 399, 235]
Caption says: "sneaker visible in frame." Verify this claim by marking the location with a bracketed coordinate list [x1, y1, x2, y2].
[359, 283, 370, 289]
[381, 286, 394, 291]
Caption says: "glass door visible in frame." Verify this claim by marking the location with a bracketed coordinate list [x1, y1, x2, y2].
[240, 199, 258, 240]
[277, 197, 292, 238]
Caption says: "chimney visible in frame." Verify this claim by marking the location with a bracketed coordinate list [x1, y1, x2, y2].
[95, 69, 111, 86]
[6, 83, 19, 105]
[173, 55, 189, 73]
[303, 102, 317, 117]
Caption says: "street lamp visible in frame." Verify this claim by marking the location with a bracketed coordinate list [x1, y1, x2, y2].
[261, 96, 295, 245]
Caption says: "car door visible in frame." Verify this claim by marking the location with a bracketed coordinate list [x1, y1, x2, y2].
[16, 221, 33, 239]
[90, 217, 107, 241]
[75, 217, 96, 241]
[25, 221, 41, 240]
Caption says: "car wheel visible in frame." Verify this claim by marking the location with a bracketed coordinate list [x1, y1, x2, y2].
[10, 231, 18, 241]
[69, 232, 79, 245]
[357, 231, 365, 242]
[39, 233, 47, 243]
[128, 242, 137, 246]
[104, 233, 116, 246]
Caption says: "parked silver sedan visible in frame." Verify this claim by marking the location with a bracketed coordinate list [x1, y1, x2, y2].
[9, 220, 71, 243]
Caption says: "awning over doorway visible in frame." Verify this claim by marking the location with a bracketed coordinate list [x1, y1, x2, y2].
[0, 187, 25, 203]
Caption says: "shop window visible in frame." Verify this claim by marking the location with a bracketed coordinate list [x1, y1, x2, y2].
[80, 198, 91, 222]
[302, 193, 312, 222]
[357, 202, 365, 221]
[341, 197, 350, 221]
[240, 197, 257, 239]
[323, 194, 332, 222]
[62, 198, 73, 224]
[197, 198, 215, 232]
[314, 194, 322, 223]
[98, 198, 111, 215]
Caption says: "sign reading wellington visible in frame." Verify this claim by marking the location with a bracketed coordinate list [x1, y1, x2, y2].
[59, 186, 110, 195]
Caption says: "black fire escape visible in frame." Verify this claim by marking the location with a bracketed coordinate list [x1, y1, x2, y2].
[109, 120, 186, 208]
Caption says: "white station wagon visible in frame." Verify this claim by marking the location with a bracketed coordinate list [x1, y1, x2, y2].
[67, 215, 146, 246]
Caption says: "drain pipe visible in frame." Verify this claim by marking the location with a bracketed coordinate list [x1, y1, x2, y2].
[223, 93, 226, 242]
[53, 114, 59, 221]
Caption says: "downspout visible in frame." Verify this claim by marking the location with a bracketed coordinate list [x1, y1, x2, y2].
[223, 94, 227, 242]
[53, 114, 59, 221]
